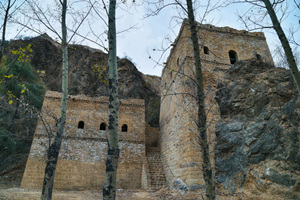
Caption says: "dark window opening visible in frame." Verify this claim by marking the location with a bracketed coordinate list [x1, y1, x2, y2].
[256, 54, 261, 60]
[121, 124, 128, 132]
[78, 121, 84, 129]
[100, 122, 106, 130]
[204, 46, 209, 55]
[177, 58, 180, 66]
[229, 50, 238, 64]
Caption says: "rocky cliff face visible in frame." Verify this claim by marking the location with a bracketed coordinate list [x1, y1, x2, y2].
[7, 35, 161, 126]
[215, 59, 300, 199]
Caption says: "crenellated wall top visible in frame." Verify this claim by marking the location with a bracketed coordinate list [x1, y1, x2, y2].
[195, 22, 265, 39]
[44, 91, 145, 107]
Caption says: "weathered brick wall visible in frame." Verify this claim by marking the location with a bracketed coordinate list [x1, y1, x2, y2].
[21, 91, 146, 190]
[159, 20, 274, 189]
[145, 124, 159, 147]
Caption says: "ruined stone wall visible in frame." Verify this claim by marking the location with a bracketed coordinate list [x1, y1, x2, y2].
[159, 20, 274, 189]
[21, 91, 146, 190]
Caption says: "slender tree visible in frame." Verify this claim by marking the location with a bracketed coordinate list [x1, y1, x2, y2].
[230, 0, 300, 93]
[102, 0, 119, 199]
[41, 0, 68, 199]
[261, 0, 300, 93]
[0, 0, 16, 66]
[185, 0, 215, 199]
[0, 0, 26, 66]
[14, 1, 93, 198]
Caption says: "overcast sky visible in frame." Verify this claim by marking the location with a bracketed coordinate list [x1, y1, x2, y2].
[2, 0, 300, 76]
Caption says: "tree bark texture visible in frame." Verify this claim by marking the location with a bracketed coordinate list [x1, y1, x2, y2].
[262, 0, 300, 93]
[103, 0, 119, 199]
[186, 0, 215, 199]
[0, 0, 12, 67]
[41, 0, 68, 199]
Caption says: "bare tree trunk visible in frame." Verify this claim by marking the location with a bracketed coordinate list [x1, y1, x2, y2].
[102, 0, 119, 199]
[9, 99, 20, 131]
[186, 0, 215, 199]
[262, 0, 300, 93]
[41, 0, 68, 199]
[0, 0, 12, 67]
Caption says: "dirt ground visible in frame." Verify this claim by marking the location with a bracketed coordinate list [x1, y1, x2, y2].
[0, 187, 252, 200]
[0, 163, 282, 200]
[0, 161, 240, 200]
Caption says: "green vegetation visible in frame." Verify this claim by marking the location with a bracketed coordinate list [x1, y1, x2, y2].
[0, 54, 45, 163]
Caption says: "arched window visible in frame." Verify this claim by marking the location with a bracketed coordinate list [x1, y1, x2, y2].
[100, 122, 106, 130]
[121, 124, 128, 132]
[229, 50, 238, 64]
[78, 121, 84, 129]
[204, 46, 209, 55]
[256, 54, 261, 60]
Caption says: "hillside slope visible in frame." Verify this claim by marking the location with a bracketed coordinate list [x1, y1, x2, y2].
[7, 34, 161, 126]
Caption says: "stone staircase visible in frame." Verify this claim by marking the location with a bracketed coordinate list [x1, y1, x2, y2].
[146, 147, 167, 191]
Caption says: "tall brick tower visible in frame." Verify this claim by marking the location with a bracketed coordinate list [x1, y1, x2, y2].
[159, 19, 273, 190]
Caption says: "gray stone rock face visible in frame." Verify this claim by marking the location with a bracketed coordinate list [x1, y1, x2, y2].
[214, 59, 300, 199]
[170, 178, 189, 194]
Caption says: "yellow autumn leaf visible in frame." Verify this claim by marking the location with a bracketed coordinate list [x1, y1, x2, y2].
[9, 100, 13, 104]
[22, 84, 25, 87]
[4, 74, 13, 78]
[21, 89, 25, 94]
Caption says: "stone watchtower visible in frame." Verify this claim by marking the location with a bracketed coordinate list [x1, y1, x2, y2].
[21, 91, 146, 190]
[159, 19, 273, 190]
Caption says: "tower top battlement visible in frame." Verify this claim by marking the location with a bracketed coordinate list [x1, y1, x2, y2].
[192, 20, 265, 39]
[163, 19, 273, 76]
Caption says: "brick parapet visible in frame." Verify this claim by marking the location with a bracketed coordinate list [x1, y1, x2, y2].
[196, 22, 265, 39]
[45, 91, 145, 107]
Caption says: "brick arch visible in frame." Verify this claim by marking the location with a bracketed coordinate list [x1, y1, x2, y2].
[229, 50, 238, 64]
[204, 46, 209, 54]
[100, 122, 106, 130]
[78, 121, 84, 129]
[121, 124, 128, 132]
[256, 54, 261, 60]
